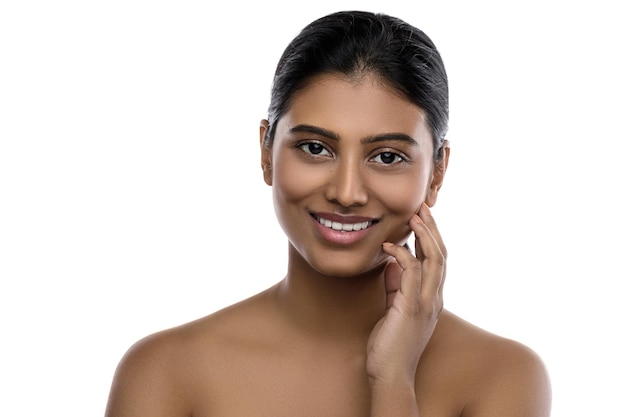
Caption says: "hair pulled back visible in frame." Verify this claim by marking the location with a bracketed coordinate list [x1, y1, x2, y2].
[265, 10, 449, 160]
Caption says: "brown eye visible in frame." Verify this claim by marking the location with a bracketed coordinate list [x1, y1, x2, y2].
[307, 143, 325, 154]
[372, 151, 405, 164]
[297, 142, 331, 157]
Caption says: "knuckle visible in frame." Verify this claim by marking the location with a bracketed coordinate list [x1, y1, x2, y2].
[413, 296, 443, 320]
[430, 251, 445, 267]
[425, 301, 443, 321]
[404, 256, 422, 271]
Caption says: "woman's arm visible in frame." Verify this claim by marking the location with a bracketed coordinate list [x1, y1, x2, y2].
[367, 203, 446, 417]
[366, 202, 551, 417]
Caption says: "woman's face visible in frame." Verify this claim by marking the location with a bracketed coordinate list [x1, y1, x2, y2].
[260, 73, 448, 277]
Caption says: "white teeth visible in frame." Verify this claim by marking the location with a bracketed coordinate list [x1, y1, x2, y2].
[317, 216, 371, 232]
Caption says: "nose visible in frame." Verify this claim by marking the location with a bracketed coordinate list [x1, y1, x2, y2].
[324, 158, 368, 207]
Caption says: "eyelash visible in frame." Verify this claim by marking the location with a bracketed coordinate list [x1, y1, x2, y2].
[371, 151, 408, 164]
[296, 141, 332, 157]
[295, 141, 409, 165]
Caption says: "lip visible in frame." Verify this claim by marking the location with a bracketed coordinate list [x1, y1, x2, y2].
[310, 212, 379, 245]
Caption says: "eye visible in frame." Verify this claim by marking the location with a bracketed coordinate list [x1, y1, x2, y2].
[371, 151, 407, 165]
[297, 142, 332, 157]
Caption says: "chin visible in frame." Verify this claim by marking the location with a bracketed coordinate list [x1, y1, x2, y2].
[307, 250, 389, 279]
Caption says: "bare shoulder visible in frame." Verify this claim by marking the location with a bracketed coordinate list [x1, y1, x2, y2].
[424, 310, 552, 417]
[105, 288, 275, 417]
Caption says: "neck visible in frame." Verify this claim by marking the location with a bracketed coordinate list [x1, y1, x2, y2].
[271, 244, 388, 343]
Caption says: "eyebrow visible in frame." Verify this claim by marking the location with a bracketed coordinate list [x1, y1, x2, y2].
[289, 124, 419, 146]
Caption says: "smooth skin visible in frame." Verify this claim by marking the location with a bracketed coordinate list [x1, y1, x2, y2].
[105, 73, 551, 417]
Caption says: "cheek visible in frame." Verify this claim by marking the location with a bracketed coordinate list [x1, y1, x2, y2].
[272, 152, 321, 205]
[372, 170, 429, 215]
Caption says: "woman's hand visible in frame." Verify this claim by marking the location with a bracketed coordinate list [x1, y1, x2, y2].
[366, 203, 447, 388]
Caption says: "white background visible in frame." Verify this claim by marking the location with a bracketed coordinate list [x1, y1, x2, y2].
[1, 1, 624, 416]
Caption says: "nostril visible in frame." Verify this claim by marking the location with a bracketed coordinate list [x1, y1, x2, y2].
[324, 164, 369, 207]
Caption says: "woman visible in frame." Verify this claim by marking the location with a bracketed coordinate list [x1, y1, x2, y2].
[105, 10, 551, 417]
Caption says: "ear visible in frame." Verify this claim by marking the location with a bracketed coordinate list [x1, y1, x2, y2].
[425, 140, 450, 207]
[259, 119, 273, 186]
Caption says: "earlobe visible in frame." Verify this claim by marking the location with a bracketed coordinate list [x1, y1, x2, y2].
[259, 119, 273, 186]
[425, 141, 450, 207]
[262, 163, 272, 186]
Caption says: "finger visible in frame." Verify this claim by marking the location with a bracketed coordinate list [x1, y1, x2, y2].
[418, 204, 448, 299]
[382, 242, 422, 305]
[410, 213, 445, 300]
[418, 204, 447, 258]
[383, 260, 402, 309]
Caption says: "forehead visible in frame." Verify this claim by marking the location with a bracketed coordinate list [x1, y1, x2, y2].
[278, 73, 432, 147]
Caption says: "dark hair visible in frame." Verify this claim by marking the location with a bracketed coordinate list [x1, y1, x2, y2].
[264, 10, 449, 160]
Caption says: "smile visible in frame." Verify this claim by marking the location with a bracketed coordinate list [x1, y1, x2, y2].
[313, 215, 375, 232]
